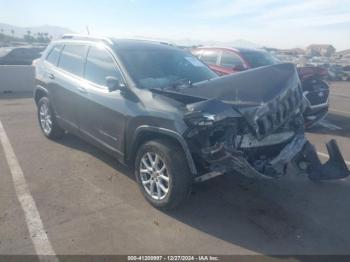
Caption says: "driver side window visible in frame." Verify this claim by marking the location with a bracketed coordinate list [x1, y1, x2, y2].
[84, 46, 123, 87]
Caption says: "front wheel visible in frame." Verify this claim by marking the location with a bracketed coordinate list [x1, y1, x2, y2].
[135, 139, 192, 210]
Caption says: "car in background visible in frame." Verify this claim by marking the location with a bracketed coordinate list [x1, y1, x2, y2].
[192, 47, 329, 128]
[0, 46, 45, 65]
[343, 66, 350, 81]
[328, 64, 350, 81]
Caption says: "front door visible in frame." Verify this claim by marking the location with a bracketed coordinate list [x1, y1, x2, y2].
[77, 45, 131, 159]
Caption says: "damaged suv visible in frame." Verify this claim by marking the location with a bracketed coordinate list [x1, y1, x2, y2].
[34, 35, 350, 209]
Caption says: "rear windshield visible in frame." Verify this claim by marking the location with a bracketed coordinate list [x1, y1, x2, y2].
[118, 48, 217, 89]
[243, 51, 279, 68]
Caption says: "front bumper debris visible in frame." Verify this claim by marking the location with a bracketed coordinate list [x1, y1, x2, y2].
[195, 135, 350, 182]
[302, 139, 350, 180]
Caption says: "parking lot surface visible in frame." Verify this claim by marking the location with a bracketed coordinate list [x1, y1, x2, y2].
[1, 82, 350, 256]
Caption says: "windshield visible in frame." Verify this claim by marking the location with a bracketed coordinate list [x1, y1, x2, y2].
[118, 48, 218, 89]
[243, 51, 280, 68]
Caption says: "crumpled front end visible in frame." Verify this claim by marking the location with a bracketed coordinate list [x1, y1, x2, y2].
[184, 98, 308, 180]
[152, 63, 349, 181]
[183, 91, 349, 182]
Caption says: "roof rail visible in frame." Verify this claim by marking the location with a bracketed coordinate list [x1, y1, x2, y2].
[123, 37, 174, 46]
[61, 34, 113, 45]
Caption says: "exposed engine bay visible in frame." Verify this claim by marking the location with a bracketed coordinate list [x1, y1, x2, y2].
[183, 98, 307, 180]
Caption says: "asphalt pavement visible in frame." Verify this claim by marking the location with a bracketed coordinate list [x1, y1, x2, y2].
[0, 82, 350, 256]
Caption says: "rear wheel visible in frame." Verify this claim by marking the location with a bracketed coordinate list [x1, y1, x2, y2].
[37, 97, 64, 139]
[135, 139, 192, 210]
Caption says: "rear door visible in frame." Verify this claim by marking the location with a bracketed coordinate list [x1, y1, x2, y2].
[51, 44, 89, 131]
[77, 45, 129, 159]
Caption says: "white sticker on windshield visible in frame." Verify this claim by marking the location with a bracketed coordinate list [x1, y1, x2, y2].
[185, 56, 206, 67]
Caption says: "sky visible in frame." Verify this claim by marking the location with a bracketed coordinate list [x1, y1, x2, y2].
[1, 0, 350, 50]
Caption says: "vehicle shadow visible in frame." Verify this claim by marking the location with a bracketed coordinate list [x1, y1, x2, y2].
[55, 133, 134, 179]
[165, 174, 350, 255]
[307, 113, 350, 138]
[56, 133, 350, 256]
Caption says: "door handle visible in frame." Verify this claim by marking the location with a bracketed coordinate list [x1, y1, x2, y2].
[48, 73, 55, 79]
[77, 86, 88, 94]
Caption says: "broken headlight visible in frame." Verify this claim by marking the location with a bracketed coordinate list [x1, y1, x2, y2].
[184, 111, 216, 127]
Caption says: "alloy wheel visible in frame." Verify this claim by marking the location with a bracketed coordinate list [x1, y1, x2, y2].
[39, 103, 52, 135]
[139, 152, 170, 200]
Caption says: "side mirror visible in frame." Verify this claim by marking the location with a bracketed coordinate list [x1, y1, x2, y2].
[105, 76, 126, 93]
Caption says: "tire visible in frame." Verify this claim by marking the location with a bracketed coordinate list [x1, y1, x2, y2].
[37, 96, 65, 139]
[135, 139, 192, 210]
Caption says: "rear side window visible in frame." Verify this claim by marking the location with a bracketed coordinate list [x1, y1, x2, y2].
[201, 50, 218, 65]
[220, 51, 244, 68]
[46, 45, 63, 65]
[84, 46, 123, 86]
[58, 44, 88, 76]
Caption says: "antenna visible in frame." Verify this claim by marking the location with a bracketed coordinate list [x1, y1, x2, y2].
[86, 26, 90, 35]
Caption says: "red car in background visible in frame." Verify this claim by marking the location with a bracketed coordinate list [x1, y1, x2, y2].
[192, 47, 329, 128]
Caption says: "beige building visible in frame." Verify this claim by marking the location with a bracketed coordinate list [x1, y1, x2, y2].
[306, 44, 336, 57]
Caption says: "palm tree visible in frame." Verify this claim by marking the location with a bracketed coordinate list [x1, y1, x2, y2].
[25, 30, 32, 43]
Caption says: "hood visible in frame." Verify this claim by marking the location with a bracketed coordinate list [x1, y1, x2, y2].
[181, 63, 299, 105]
[151, 63, 303, 139]
[151, 63, 300, 106]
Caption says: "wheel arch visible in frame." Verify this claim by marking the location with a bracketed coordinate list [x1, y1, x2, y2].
[127, 126, 197, 175]
[34, 85, 49, 105]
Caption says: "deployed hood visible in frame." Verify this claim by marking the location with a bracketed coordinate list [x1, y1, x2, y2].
[151, 63, 303, 139]
[151, 63, 300, 106]
[181, 63, 300, 105]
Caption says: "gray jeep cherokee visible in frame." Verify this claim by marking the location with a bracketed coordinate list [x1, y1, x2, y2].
[34, 35, 350, 209]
